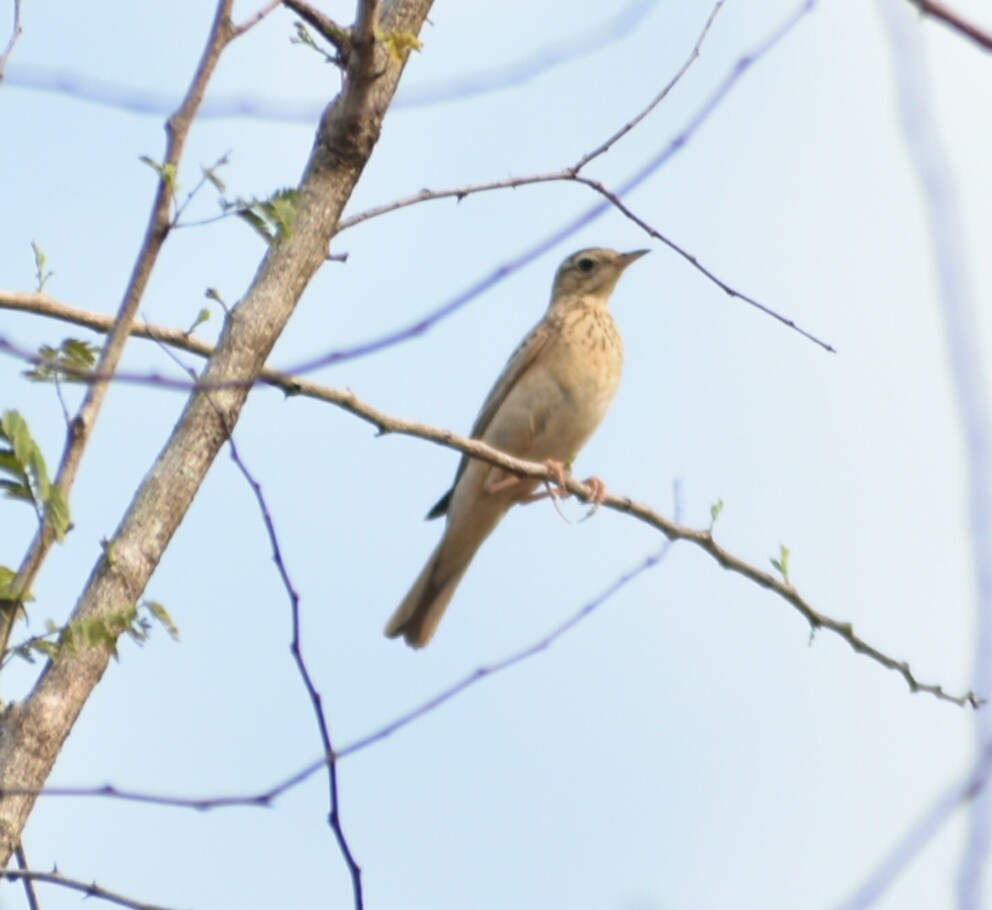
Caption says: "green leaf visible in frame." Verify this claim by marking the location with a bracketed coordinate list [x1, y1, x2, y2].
[224, 189, 299, 246]
[24, 338, 100, 383]
[185, 308, 211, 336]
[709, 498, 724, 528]
[45, 486, 71, 541]
[143, 600, 180, 641]
[31, 240, 54, 292]
[201, 164, 227, 194]
[0, 410, 71, 539]
[770, 544, 791, 584]
[0, 565, 32, 602]
[139, 155, 177, 191]
[377, 29, 422, 62]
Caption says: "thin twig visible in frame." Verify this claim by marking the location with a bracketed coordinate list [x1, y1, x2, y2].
[140, 328, 363, 907]
[13, 843, 41, 910]
[878, 0, 992, 900]
[0, 0, 22, 81]
[0, 0, 256, 661]
[2, 868, 184, 910]
[832, 740, 992, 909]
[282, 0, 351, 60]
[0, 493, 684, 812]
[339, 492, 683, 759]
[233, 0, 282, 36]
[225, 431, 363, 908]
[906, 0, 992, 51]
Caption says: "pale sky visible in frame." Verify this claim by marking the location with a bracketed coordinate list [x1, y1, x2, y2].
[1, 0, 991, 908]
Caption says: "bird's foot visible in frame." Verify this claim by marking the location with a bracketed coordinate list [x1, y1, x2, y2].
[500, 459, 572, 505]
[542, 459, 571, 500]
[578, 476, 607, 521]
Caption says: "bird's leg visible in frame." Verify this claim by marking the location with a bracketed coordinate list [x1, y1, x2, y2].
[511, 459, 572, 505]
[483, 460, 572, 503]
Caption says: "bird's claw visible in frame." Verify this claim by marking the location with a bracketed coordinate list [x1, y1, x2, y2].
[579, 476, 607, 521]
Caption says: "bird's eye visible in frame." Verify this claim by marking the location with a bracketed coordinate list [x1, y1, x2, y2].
[577, 257, 596, 272]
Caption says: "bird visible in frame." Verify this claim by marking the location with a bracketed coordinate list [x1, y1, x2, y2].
[385, 247, 648, 648]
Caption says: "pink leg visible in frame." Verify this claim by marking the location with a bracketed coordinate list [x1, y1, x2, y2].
[485, 460, 571, 504]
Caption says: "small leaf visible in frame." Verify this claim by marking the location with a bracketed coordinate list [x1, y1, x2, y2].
[709, 498, 724, 528]
[143, 600, 180, 641]
[31, 241, 54, 292]
[30, 639, 58, 660]
[225, 189, 299, 246]
[45, 486, 71, 541]
[770, 544, 791, 584]
[25, 338, 100, 383]
[0, 565, 32, 602]
[201, 164, 227, 194]
[140, 156, 177, 191]
[377, 29, 422, 63]
[185, 308, 211, 336]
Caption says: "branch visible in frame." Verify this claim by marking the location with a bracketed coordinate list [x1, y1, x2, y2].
[0, 0, 434, 870]
[833, 740, 992, 909]
[0, 297, 975, 706]
[3, 0, 657, 118]
[0, 528, 682, 812]
[0, 0, 22, 81]
[0, 0, 247, 659]
[330, 0, 833, 360]
[879, 0, 992, 899]
[221, 424, 363, 904]
[282, 0, 351, 61]
[13, 843, 40, 910]
[2, 867, 184, 910]
[907, 0, 992, 51]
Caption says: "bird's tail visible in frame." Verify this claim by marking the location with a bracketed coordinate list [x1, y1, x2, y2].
[384, 540, 472, 648]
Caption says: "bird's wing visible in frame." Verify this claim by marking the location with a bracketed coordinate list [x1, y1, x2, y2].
[426, 318, 553, 519]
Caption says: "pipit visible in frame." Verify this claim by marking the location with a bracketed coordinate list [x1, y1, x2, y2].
[385, 247, 648, 648]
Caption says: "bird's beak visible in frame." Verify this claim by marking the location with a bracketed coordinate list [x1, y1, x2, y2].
[618, 249, 650, 270]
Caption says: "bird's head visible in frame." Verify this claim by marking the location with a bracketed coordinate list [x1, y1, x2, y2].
[550, 247, 649, 304]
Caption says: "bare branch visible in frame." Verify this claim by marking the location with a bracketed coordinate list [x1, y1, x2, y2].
[833, 741, 992, 909]
[572, 0, 725, 170]
[0, 759, 327, 810]
[282, 0, 351, 60]
[3, 0, 657, 118]
[878, 0, 992, 899]
[233, 0, 282, 36]
[906, 0, 992, 51]
[0, 298, 973, 706]
[13, 843, 41, 910]
[222, 425, 363, 905]
[572, 176, 834, 351]
[333, 0, 834, 357]
[2, 867, 184, 910]
[338, 512, 682, 759]
[0, 0, 22, 81]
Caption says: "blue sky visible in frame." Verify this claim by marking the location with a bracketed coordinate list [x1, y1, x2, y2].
[1, 0, 991, 908]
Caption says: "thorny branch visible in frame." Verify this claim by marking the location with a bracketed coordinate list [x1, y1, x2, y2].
[2, 866, 184, 910]
[0, 298, 976, 708]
